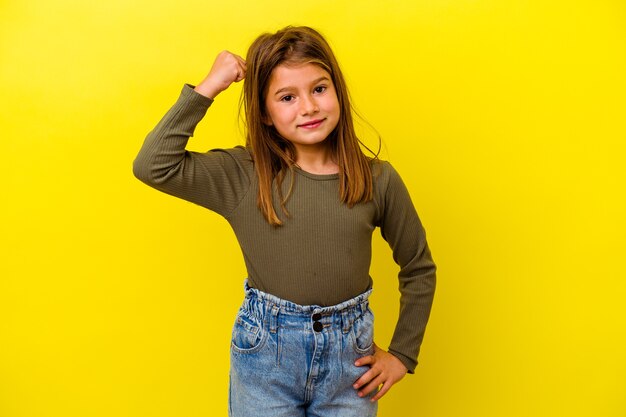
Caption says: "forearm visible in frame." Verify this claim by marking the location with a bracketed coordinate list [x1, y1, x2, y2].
[377, 161, 437, 373]
[388, 262, 436, 373]
[133, 84, 213, 186]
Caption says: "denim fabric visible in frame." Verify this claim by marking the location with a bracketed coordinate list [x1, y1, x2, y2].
[229, 280, 378, 417]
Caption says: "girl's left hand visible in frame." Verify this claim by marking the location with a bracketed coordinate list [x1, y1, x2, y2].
[353, 343, 408, 401]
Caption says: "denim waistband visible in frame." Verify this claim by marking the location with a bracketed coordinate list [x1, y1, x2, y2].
[241, 279, 372, 333]
[243, 279, 372, 314]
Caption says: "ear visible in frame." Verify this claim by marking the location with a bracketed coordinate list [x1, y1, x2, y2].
[262, 113, 273, 126]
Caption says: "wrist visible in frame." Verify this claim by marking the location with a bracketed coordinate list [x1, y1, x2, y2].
[194, 79, 223, 100]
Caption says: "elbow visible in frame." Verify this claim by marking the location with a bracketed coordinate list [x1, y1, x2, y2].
[132, 155, 156, 185]
[133, 154, 181, 187]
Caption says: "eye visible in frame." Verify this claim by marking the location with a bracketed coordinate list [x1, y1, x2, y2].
[314, 85, 327, 94]
[280, 95, 294, 102]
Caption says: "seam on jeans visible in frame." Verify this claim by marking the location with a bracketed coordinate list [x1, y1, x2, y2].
[339, 326, 344, 378]
[228, 372, 232, 416]
[276, 327, 282, 367]
[304, 326, 321, 404]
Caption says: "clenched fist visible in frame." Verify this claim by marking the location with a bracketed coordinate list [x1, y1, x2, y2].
[194, 50, 247, 99]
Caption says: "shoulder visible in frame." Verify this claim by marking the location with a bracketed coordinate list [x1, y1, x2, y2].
[205, 145, 253, 165]
[370, 158, 404, 191]
[369, 158, 415, 217]
[209, 145, 253, 161]
[198, 145, 255, 178]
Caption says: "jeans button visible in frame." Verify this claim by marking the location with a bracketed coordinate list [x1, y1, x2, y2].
[312, 313, 322, 321]
[313, 321, 323, 332]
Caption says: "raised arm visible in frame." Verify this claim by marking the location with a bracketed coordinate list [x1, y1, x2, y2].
[132, 51, 252, 218]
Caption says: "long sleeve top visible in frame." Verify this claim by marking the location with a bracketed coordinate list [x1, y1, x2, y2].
[133, 84, 436, 372]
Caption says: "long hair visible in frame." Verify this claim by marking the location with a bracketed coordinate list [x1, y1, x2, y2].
[243, 26, 378, 226]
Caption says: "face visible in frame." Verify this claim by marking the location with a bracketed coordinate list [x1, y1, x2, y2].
[264, 62, 340, 155]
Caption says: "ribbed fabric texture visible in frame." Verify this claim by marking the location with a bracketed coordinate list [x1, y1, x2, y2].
[133, 84, 437, 372]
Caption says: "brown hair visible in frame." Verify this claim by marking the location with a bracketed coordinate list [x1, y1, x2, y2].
[242, 26, 378, 226]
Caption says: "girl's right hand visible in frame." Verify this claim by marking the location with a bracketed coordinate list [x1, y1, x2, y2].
[194, 50, 247, 99]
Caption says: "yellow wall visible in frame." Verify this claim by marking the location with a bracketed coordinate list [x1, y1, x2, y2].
[1, 1, 625, 416]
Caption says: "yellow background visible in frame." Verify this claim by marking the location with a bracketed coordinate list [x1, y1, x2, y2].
[1, 0, 625, 416]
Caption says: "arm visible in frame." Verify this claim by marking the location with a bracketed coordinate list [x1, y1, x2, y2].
[133, 51, 251, 217]
[381, 163, 437, 371]
[353, 161, 437, 400]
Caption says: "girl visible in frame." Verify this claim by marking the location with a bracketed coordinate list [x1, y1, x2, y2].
[133, 26, 436, 417]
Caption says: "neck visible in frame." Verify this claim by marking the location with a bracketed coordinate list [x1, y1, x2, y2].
[293, 144, 339, 175]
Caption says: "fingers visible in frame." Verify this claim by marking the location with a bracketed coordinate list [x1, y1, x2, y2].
[360, 374, 386, 396]
[215, 50, 246, 83]
[370, 382, 392, 402]
[358, 371, 399, 402]
[195, 50, 246, 99]
[355, 368, 385, 397]
[354, 354, 375, 367]
[352, 348, 408, 402]
[353, 364, 377, 390]
[230, 52, 247, 83]
[234, 54, 247, 71]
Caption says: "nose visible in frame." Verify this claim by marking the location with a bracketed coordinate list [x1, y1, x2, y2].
[299, 94, 319, 115]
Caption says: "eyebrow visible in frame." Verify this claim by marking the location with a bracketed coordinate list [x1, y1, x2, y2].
[273, 76, 330, 96]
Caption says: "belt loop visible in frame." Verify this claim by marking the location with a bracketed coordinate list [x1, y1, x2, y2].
[359, 299, 367, 316]
[269, 305, 279, 333]
[341, 308, 351, 334]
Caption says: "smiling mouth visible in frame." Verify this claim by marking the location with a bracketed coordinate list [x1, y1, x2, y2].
[298, 119, 325, 129]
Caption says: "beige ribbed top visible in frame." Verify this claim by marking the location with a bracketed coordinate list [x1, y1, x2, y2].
[133, 84, 436, 372]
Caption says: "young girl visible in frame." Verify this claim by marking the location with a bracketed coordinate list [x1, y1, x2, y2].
[133, 26, 436, 417]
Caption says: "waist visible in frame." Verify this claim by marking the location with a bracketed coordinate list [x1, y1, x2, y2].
[244, 272, 373, 307]
[241, 279, 372, 331]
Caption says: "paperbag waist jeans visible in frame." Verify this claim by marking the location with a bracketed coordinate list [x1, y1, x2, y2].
[229, 280, 378, 417]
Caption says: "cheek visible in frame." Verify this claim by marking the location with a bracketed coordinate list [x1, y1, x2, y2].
[266, 104, 290, 125]
[327, 101, 341, 124]
[324, 95, 341, 117]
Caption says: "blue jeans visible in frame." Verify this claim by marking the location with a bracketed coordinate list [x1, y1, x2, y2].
[229, 281, 378, 417]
